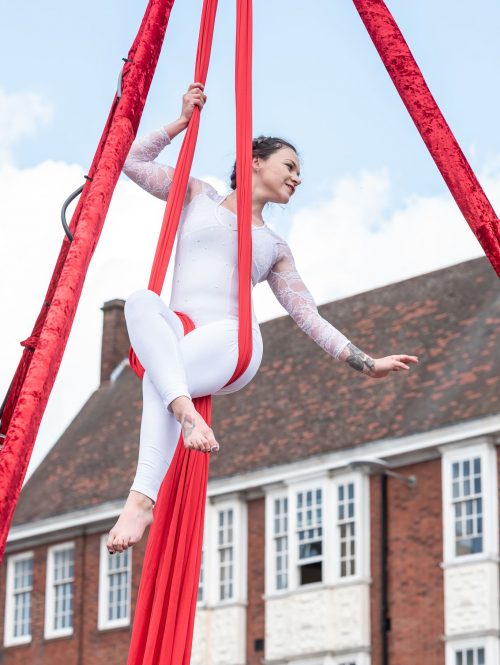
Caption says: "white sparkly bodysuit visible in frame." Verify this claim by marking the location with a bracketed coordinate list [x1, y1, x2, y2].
[123, 127, 350, 501]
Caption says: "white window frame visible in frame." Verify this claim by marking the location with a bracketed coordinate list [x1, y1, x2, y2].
[209, 497, 247, 606]
[442, 442, 498, 564]
[294, 483, 325, 588]
[98, 535, 132, 630]
[44, 541, 75, 639]
[332, 653, 371, 665]
[445, 636, 499, 665]
[331, 472, 370, 585]
[265, 486, 288, 596]
[4, 551, 34, 647]
[274, 494, 289, 591]
[265, 472, 369, 595]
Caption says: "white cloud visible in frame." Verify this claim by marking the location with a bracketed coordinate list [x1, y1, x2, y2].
[1, 158, 495, 477]
[0, 160, 169, 476]
[253, 168, 487, 322]
[0, 88, 53, 164]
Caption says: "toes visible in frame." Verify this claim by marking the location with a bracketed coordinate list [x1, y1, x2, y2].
[112, 536, 124, 553]
[107, 531, 117, 553]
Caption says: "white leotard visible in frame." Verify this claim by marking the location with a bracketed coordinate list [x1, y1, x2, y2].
[123, 127, 350, 360]
[123, 128, 350, 502]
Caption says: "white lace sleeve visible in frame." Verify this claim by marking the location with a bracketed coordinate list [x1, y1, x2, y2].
[123, 127, 204, 202]
[267, 241, 350, 360]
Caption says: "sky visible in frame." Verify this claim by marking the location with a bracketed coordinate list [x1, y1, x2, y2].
[1, 0, 499, 475]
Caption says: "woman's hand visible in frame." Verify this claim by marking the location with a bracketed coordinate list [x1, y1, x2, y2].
[179, 82, 207, 126]
[369, 354, 419, 379]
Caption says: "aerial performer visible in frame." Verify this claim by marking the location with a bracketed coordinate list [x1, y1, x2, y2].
[106, 82, 419, 554]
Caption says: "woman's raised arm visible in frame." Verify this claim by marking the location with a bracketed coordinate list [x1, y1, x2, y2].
[123, 83, 207, 201]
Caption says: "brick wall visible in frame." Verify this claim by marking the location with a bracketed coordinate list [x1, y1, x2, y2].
[370, 458, 444, 665]
[0, 528, 149, 665]
[246, 497, 265, 665]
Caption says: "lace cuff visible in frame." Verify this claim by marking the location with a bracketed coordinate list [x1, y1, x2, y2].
[267, 242, 350, 359]
[123, 127, 174, 200]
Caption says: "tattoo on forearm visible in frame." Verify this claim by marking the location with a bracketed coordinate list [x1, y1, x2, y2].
[345, 343, 375, 375]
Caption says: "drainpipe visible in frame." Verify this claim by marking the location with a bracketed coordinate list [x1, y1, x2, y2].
[381, 473, 389, 665]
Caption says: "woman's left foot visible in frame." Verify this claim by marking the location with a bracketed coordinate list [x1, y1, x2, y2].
[106, 490, 154, 554]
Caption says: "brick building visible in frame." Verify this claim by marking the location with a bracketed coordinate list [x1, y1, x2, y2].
[1, 256, 499, 665]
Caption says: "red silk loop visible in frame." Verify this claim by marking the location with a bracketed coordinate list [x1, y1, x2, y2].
[352, 0, 500, 276]
[126, 1, 254, 663]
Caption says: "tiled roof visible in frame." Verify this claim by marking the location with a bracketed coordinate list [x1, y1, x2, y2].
[12, 257, 500, 525]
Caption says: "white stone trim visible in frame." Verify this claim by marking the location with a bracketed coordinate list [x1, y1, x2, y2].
[441, 442, 499, 564]
[44, 541, 75, 639]
[3, 550, 34, 647]
[332, 653, 371, 665]
[445, 635, 499, 665]
[98, 535, 131, 630]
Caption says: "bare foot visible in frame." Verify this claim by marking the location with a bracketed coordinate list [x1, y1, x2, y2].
[170, 396, 220, 454]
[107, 490, 154, 554]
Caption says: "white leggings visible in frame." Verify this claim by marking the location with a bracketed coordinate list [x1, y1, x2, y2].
[125, 289, 263, 502]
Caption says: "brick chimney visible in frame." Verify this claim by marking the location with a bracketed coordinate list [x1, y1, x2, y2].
[100, 299, 129, 384]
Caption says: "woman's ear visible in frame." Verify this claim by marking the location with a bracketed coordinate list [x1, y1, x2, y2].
[252, 156, 261, 172]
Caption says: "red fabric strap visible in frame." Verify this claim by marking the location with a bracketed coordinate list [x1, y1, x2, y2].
[0, 0, 177, 561]
[128, 1, 253, 662]
[352, 0, 500, 276]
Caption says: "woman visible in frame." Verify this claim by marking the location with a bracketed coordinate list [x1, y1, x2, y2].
[107, 83, 418, 554]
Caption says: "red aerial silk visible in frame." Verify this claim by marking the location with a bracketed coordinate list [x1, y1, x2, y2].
[2, 0, 496, 660]
[0, 0, 179, 560]
[127, 1, 253, 662]
[352, 0, 500, 276]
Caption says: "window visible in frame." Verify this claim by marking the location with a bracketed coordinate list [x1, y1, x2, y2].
[451, 457, 483, 556]
[454, 646, 485, 665]
[4, 552, 33, 646]
[442, 444, 498, 563]
[337, 481, 356, 577]
[98, 536, 131, 629]
[45, 543, 74, 638]
[296, 488, 323, 585]
[273, 497, 288, 590]
[446, 638, 498, 665]
[218, 508, 234, 601]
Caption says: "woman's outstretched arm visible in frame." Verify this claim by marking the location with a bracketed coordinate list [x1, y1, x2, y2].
[123, 83, 207, 201]
[267, 242, 418, 379]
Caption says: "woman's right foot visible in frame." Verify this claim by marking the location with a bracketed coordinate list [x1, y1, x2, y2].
[106, 490, 154, 554]
[171, 397, 219, 453]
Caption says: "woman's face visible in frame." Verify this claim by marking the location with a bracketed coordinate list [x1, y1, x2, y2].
[253, 147, 301, 204]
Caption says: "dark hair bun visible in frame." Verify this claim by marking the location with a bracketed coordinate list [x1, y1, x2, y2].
[230, 136, 298, 190]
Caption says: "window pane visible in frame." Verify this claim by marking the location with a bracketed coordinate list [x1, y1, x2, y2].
[337, 482, 356, 578]
[52, 548, 74, 631]
[297, 489, 323, 585]
[452, 457, 484, 557]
